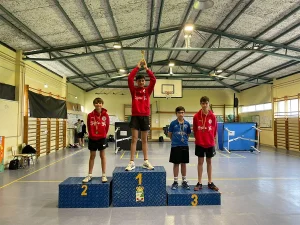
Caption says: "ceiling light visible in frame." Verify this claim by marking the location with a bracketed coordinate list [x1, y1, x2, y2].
[75, 96, 78, 99]
[119, 69, 126, 73]
[216, 69, 223, 73]
[113, 43, 122, 49]
[184, 24, 194, 32]
[253, 45, 259, 50]
[194, 0, 214, 10]
[169, 62, 175, 67]
[44, 84, 48, 88]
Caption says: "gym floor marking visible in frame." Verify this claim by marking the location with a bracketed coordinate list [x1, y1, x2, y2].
[0, 149, 85, 189]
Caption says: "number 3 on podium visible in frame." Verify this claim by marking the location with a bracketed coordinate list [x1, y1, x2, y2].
[191, 194, 198, 206]
[81, 185, 88, 196]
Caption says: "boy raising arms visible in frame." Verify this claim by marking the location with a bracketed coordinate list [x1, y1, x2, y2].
[193, 96, 219, 191]
[168, 106, 191, 190]
[125, 59, 156, 171]
[82, 98, 110, 183]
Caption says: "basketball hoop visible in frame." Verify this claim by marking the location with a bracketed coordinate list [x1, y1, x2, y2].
[163, 91, 173, 99]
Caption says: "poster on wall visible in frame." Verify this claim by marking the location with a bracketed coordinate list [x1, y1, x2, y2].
[0, 136, 4, 172]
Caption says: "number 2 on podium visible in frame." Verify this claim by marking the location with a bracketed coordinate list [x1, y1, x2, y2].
[81, 185, 88, 196]
[136, 173, 142, 185]
[191, 194, 198, 206]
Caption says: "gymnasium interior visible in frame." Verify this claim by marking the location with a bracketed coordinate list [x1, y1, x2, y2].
[1, 0, 300, 224]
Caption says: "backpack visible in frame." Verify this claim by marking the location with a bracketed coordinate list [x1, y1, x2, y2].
[22, 145, 36, 154]
[108, 134, 115, 142]
[9, 158, 19, 170]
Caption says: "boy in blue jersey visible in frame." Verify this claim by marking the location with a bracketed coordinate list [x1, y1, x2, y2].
[168, 106, 191, 190]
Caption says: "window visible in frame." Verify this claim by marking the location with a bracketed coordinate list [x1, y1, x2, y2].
[274, 98, 300, 118]
[263, 103, 272, 110]
[287, 99, 298, 117]
[277, 101, 285, 112]
[241, 103, 272, 113]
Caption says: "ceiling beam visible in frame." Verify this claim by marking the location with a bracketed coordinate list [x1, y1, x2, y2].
[191, 0, 254, 63]
[0, 5, 96, 89]
[151, 60, 272, 81]
[54, 0, 110, 82]
[81, 0, 118, 72]
[150, 0, 165, 65]
[211, 6, 300, 74]
[24, 46, 300, 62]
[146, 0, 155, 62]
[86, 85, 228, 91]
[167, 0, 195, 60]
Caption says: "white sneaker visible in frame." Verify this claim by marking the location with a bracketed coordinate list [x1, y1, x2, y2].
[143, 161, 154, 170]
[102, 176, 108, 183]
[82, 175, 92, 183]
[125, 161, 135, 171]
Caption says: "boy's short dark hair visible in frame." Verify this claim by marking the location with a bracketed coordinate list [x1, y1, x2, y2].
[200, 96, 209, 103]
[81, 120, 84, 122]
[136, 74, 145, 81]
[93, 97, 104, 105]
[175, 106, 185, 113]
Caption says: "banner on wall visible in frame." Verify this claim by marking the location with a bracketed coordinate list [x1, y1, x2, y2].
[0, 83, 15, 101]
[0, 136, 4, 172]
[28, 91, 67, 119]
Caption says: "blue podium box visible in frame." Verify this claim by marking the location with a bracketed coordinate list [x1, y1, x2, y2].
[167, 186, 221, 206]
[112, 166, 167, 207]
[59, 177, 112, 208]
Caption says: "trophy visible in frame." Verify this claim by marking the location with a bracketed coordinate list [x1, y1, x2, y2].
[140, 50, 146, 67]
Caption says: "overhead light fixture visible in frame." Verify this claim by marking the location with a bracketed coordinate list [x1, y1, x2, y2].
[216, 69, 223, 73]
[184, 24, 194, 48]
[169, 62, 175, 67]
[75, 96, 78, 99]
[44, 84, 48, 88]
[194, 0, 214, 10]
[184, 24, 194, 33]
[113, 43, 122, 49]
[253, 44, 259, 50]
[119, 69, 126, 73]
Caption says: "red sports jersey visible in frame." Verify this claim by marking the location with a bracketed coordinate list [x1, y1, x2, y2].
[87, 108, 110, 140]
[128, 67, 156, 116]
[193, 109, 217, 148]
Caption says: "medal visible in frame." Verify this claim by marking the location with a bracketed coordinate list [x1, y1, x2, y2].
[201, 111, 208, 133]
[181, 138, 184, 142]
[93, 111, 101, 135]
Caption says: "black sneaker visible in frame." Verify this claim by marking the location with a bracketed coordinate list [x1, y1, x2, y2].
[194, 182, 202, 191]
[171, 182, 178, 190]
[182, 181, 190, 190]
[208, 182, 219, 191]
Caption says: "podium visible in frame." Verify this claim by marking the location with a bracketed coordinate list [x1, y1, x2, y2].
[112, 166, 166, 207]
[59, 177, 112, 208]
[167, 185, 221, 206]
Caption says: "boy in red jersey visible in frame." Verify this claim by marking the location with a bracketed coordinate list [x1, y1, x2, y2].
[125, 59, 156, 171]
[193, 96, 219, 191]
[82, 98, 110, 183]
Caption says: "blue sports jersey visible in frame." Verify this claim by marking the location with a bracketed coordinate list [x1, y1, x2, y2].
[168, 119, 191, 147]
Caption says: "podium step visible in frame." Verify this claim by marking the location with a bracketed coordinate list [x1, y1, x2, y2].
[167, 185, 221, 206]
[59, 177, 112, 208]
[112, 166, 166, 207]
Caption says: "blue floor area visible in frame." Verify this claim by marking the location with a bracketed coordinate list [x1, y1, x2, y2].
[0, 142, 300, 225]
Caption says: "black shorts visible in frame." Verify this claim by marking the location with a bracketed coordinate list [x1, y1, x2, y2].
[195, 145, 216, 158]
[88, 138, 107, 151]
[169, 146, 189, 164]
[77, 132, 84, 138]
[129, 116, 150, 131]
